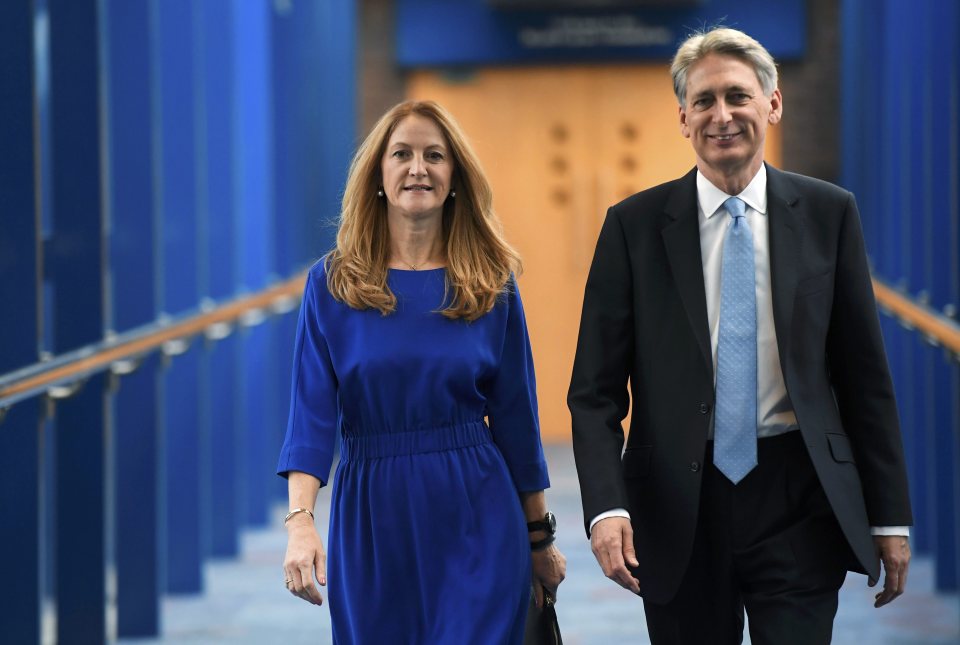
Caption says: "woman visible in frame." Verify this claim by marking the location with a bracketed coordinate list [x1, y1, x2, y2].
[277, 100, 565, 643]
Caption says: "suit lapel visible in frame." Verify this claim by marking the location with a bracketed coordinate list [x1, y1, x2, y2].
[765, 164, 803, 359]
[661, 168, 713, 373]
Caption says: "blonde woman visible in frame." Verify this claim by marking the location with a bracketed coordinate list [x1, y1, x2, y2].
[277, 100, 565, 643]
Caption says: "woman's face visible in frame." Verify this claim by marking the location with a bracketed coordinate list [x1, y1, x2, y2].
[380, 114, 455, 221]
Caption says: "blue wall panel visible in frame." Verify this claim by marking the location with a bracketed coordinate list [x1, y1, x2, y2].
[47, 0, 104, 355]
[233, 0, 273, 295]
[313, 1, 357, 260]
[55, 376, 107, 644]
[0, 402, 41, 642]
[155, 0, 199, 316]
[153, 0, 206, 594]
[114, 357, 161, 635]
[207, 336, 240, 556]
[103, 0, 162, 634]
[928, 0, 960, 592]
[162, 348, 205, 592]
[46, 0, 109, 641]
[234, 0, 275, 528]
[273, 313, 298, 500]
[268, 0, 356, 504]
[106, 0, 157, 333]
[842, 0, 960, 590]
[0, 0, 39, 373]
[197, 0, 241, 557]
[240, 323, 273, 526]
[199, 0, 236, 302]
[0, 16, 41, 636]
[0, 0, 358, 637]
[270, 0, 356, 268]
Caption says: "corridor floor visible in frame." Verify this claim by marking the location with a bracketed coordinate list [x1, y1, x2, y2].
[121, 444, 959, 644]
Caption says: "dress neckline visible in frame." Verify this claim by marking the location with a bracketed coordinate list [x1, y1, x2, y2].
[387, 267, 446, 274]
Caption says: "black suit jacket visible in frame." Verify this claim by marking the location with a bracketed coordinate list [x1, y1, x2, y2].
[569, 164, 913, 604]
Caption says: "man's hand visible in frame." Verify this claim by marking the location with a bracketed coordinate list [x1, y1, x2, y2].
[590, 516, 640, 594]
[870, 535, 910, 608]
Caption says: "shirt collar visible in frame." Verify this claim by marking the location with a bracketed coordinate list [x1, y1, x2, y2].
[697, 164, 768, 219]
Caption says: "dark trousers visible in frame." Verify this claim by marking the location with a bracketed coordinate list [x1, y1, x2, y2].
[643, 432, 851, 645]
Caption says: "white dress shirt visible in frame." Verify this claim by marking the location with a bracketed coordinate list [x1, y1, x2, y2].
[589, 166, 907, 537]
[697, 165, 798, 437]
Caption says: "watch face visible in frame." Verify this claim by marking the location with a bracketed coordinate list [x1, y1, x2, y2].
[546, 511, 557, 533]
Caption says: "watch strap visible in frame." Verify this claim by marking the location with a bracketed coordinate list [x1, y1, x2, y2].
[530, 534, 556, 552]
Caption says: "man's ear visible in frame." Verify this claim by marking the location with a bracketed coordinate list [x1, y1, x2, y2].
[768, 88, 783, 124]
[679, 104, 690, 138]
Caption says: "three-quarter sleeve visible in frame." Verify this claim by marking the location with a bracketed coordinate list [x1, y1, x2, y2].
[486, 279, 550, 493]
[276, 268, 339, 485]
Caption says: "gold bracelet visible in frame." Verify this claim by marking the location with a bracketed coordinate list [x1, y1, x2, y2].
[284, 507, 315, 524]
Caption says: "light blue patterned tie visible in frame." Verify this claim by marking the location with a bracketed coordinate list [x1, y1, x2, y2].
[714, 196, 757, 484]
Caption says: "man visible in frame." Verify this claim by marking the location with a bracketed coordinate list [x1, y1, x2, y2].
[569, 27, 912, 644]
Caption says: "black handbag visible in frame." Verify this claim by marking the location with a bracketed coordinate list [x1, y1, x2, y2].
[524, 586, 562, 645]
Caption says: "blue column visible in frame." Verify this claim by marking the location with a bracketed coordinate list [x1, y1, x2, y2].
[234, 0, 275, 528]
[103, 0, 161, 634]
[197, 0, 241, 558]
[843, 0, 960, 586]
[928, 0, 960, 592]
[270, 0, 356, 271]
[153, 0, 206, 593]
[206, 335, 241, 557]
[46, 0, 108, 641]
[312, 0, 357, 261]
[54, 374, 108, 644]
[269, 0, 356, 501]
[0, 402, 42, 641]
[0, 2, 41, 640]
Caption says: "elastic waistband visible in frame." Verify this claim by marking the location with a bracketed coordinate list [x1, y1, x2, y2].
[340, 420, 491, 461]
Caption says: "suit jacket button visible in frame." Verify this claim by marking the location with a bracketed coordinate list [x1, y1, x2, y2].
[690, 461, 701, 472]
[699, 403, 709, 414]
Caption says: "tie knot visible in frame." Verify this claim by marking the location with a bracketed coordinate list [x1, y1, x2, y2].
[724, 196, 746, 220]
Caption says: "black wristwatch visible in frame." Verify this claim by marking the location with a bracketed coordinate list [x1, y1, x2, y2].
[527, 511, 557, 535]
[530, 534, 556, 552]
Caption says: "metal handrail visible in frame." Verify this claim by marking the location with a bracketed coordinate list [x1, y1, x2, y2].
[0, 272, 307, 410]
[0, 271, 956, 413]
[873, 278, 960, 357]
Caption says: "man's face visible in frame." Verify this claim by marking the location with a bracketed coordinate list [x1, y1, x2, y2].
[679, 53, 782, 181]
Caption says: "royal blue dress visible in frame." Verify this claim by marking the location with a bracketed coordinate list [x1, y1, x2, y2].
[277, 263, 550, 644]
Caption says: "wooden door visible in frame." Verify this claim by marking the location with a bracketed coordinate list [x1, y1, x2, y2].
[408, 65, 782, 442]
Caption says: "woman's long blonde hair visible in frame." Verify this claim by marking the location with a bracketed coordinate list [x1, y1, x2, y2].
[325, 100, 521, 321]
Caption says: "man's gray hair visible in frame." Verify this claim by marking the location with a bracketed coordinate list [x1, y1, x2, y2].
[670, 27, 778, 106]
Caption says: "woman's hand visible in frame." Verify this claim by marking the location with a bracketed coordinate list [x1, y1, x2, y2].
[283, 514, 326, 606]
[531, 543, 566, 608]
[520, 491, 566, 608]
